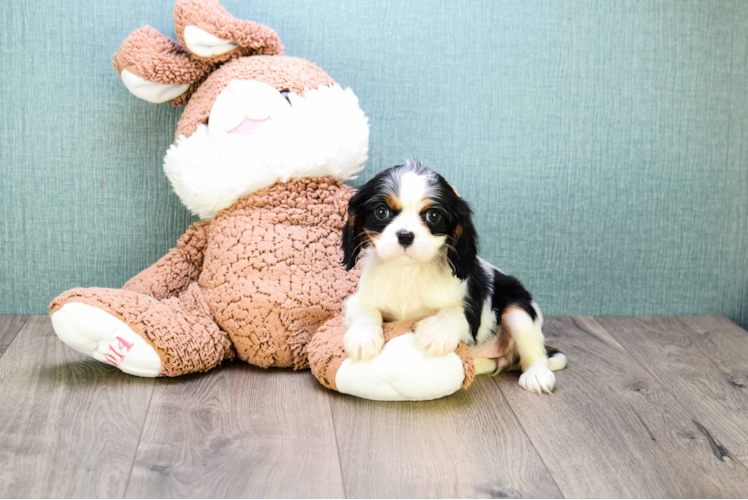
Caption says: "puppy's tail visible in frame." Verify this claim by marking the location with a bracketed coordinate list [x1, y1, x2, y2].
[546, 346, 567, 372]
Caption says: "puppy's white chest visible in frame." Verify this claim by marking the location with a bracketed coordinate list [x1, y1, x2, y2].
[358, 259, 464, 322]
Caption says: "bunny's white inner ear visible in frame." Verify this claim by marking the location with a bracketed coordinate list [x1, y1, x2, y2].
[183, 25, 238, 57]
[121, 70, 190, 104]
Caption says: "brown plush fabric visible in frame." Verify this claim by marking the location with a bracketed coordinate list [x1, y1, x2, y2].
[50, 284, 235, 377]
[307, 315, 347, 391]
[50, 177, 357, 376]
[173, 0, 284, 64]
[123, 220, 210, 300]
[174, 55, 336, 141]
[199, 177, 358, 369]
[309, 316, 475, 392]
[455, 343, 476, 389]
[54, 177, 358, 374]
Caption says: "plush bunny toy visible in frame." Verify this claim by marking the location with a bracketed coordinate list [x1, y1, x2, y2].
[49, 0, 476, 401]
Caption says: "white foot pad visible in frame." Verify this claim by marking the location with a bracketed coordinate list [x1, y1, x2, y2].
[335, 333, 465, 401]
[51, 302, 161, 377]
[519, 362, 556, 394]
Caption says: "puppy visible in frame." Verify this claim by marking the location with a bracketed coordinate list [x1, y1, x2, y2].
[341, 160, 566, 394]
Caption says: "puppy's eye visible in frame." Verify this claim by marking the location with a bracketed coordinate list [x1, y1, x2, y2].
[280, 91, 291, 103]
[425, 209, 441, 223]
[374, 205, 390, 220]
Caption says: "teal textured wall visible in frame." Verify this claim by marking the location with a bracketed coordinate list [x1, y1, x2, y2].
[2, 0, 747, 327]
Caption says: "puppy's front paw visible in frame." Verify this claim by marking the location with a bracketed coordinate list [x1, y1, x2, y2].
[415, 316, 459, 357]
[344, 323, 384, 361]
[518, 362, 556, 394]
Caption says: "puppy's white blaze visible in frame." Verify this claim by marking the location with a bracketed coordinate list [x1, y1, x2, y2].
[380, 163, 434, 203]
[397, 170, 435, 211]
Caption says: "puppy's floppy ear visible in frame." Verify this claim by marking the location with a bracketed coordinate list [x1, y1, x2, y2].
[341, 192, 366, 270]
[448, 196, 478, 280]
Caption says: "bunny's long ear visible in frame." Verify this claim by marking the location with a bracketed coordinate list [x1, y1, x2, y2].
[173, 0, 283, 63]
[113, 26, 207, 105]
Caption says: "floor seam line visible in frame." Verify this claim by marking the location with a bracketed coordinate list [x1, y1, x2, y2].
[122, 379, 156, 499]
[327, 394, 348, 499]
[0, 315, 32, 361]
[491, 376, 567, 499]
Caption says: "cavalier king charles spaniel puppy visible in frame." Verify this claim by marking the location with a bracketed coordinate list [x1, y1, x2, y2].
[341, 160, 566, 394]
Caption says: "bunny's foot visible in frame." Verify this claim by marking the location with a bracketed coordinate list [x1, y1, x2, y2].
[50, 284, 234, 377]
[52, 302, 161, 377]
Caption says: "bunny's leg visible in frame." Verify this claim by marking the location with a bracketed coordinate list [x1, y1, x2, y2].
[308, 314, 475, 401]
[50, 283, 234, 377]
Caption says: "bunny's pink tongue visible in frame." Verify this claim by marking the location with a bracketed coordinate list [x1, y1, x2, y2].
[229, 118, 267, 135]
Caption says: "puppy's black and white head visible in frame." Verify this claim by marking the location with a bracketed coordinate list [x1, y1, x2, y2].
[342, 160, 478, 279]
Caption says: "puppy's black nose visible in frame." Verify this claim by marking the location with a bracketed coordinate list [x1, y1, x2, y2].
[397, 230, 415, 248]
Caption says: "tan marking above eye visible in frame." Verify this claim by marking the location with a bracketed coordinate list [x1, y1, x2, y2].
[385, 194, 402, 211]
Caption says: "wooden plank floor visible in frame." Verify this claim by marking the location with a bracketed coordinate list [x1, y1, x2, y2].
[1, 315, 747, 498]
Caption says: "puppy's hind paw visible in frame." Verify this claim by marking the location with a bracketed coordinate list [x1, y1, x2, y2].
[519, 362, 556, 394]
[344, 323, 385, 362]
[414, 316, 459, 357]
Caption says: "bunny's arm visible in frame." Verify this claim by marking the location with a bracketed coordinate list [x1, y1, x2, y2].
[123, 220, 210, 300]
